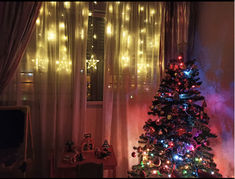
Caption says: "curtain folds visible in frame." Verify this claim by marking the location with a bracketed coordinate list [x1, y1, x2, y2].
[164, 2, 191, 64]
[103, 2, 166, 177]
[29, 2, 89, 176]
[0, 2, 42, 94]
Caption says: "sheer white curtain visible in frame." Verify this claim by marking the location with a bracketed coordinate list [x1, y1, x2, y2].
[0, 2, 89, 177]
[103, 2, 166, 177]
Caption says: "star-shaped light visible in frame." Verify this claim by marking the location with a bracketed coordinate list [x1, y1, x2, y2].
[86, 54, 99, 70]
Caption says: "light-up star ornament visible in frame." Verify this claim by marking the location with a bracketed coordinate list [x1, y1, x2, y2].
[86, 54, 99, 70]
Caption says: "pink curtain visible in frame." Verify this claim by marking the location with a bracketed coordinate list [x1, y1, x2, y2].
[0, 2, 41, 94]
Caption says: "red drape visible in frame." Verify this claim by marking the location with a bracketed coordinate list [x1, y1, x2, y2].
[0, 2, 42, 94]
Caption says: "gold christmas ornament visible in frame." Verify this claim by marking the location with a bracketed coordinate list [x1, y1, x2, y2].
[167, 115, 172, 120]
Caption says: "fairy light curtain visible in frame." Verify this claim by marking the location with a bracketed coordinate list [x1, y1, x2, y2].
[102, 2, 166, 177]
[0, 2, 89, 177]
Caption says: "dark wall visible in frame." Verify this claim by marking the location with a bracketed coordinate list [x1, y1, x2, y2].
[191, 2, 234, 177]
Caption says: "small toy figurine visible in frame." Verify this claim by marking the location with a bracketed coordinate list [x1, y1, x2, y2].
[65, 140, 74, 153]
[81, 133, 94, 152]
[76, 152, 84, 161]
[102, 139, 110, 149]
[94, 147, 102, 158]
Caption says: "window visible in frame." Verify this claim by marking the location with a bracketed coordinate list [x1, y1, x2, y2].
[86, 15, 105, 101]
[87, 2, 106, 101]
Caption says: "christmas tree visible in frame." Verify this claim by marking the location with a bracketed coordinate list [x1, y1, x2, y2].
[128, 56, 222, 178]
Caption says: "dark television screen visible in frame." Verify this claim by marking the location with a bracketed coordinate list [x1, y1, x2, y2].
[0, 110, 25, 149]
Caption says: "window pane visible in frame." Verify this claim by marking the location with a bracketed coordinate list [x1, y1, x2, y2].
[86, 16, 104, 101]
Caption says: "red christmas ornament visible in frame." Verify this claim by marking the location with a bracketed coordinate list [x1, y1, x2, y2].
[131, 152, 136, 157]
[156, 119, 162, 125]
[137, 146, 142, 153]
[153, 157, 161, 167]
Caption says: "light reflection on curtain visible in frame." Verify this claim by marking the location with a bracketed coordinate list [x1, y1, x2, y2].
[103, 2, 165, 177]
[0, 2, 89, 177]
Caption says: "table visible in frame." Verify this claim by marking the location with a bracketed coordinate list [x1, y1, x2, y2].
[57, 145, 117, 178]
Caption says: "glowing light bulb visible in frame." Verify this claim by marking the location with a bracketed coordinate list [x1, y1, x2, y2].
[109, 5, 113, 13]
[152, 170, 157, 174]
[178, 56, 183, 60]
[59, 23, 65, 29]
[173, 155, 179, 160]
[184, 69, 191, 76]
[93, 34, 97, 39]
[89, 12, 92, 16]
[81, 29, 84, 39]
[47, 31, 56, 41]
[140, 28, 146, 33]
[36, 18, 40, 25]
[64, 2, 70, 8]
[107, 24, 112, 35]
[140, 6, 144, 11]
[63, 35, 68, 40]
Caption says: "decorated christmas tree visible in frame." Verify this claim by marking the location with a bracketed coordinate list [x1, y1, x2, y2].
[128, 56, 222, 178]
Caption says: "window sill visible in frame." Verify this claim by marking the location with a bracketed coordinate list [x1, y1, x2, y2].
[87, 101, 103, 108]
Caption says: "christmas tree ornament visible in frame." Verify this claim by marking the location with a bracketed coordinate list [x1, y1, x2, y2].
[132, 152, 136, 158]
[177, 128, 186, 136]
[137, 146, 142, 153]
[167, 115, 172, 120]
